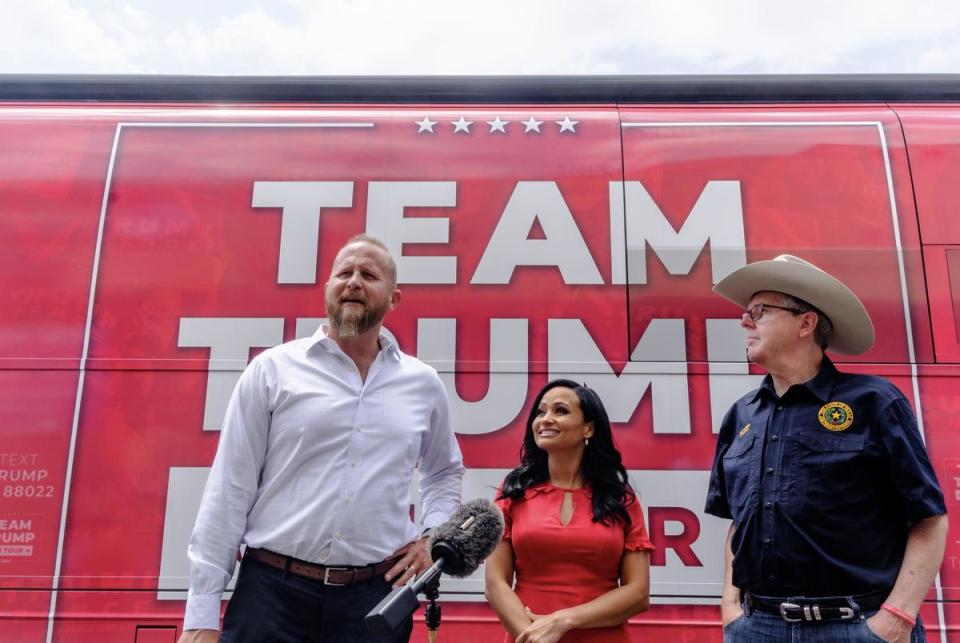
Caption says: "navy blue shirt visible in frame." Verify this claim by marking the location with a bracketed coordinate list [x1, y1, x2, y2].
[705, 358, 946, 597]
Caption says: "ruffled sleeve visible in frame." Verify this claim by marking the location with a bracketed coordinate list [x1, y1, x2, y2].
[624, 494, 656, 552]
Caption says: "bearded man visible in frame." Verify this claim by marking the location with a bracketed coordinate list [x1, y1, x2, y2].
[179, 235, 464, 643]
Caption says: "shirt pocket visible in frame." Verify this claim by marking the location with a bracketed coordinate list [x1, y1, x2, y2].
[722, 431, 758, 522]
[787, 432, 866, 515]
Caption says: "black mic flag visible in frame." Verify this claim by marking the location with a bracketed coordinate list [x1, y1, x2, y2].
[364, 499, 504, 635]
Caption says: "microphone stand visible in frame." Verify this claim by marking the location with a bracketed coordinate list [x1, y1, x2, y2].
[422, 571, 441, 642]
[364, 559, 445, 636]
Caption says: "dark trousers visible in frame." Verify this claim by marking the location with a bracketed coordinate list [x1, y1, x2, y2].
[221, 556, 414, 643]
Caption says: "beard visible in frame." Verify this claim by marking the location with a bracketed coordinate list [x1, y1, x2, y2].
[326, 295, 389, 337]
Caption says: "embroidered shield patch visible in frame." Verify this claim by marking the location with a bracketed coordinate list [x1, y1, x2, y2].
[818, 401, 854, 432]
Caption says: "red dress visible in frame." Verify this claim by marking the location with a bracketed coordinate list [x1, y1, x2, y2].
[495, 482, 655, 642]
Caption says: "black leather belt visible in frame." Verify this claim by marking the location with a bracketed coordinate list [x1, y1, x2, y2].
[745, 591, 885, 622]
[245, 548, 400, 586]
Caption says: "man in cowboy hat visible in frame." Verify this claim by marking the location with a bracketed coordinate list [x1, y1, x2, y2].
[705, 255, 947, 642]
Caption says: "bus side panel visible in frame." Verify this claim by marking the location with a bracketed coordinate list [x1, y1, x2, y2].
[2, 99, 954, 641]
[895, 107, 960, 245]
[896, 106, 960, 363]
[617, 106, 932, 369]
[0, 110, 118, 642]
[898, 107, 960, 640]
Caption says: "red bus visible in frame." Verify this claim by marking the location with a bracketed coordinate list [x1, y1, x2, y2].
[2, 74, 960, 642]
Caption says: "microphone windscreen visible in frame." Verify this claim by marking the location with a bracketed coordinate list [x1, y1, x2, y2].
[428, 498, 504, 577]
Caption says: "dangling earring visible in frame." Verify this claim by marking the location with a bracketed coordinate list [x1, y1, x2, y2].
[584, 437, 590, 446]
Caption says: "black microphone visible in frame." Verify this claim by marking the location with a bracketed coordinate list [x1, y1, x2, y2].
[364, 499, 504, 635]
[427, 498, 505, 577]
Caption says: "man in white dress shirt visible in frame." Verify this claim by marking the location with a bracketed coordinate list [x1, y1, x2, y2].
[179, 235, 465, 642]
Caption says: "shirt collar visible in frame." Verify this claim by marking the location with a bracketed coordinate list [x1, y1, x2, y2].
[307, 324, 401, 361]
[803, 356, 839, 402]
[750, 356, 839, 404]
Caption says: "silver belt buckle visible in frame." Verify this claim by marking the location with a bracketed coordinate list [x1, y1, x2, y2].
[323, 566, 350, 586]
[779, 602, 803, 622]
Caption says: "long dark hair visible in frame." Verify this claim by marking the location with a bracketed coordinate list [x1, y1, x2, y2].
[498, 379, 635, 526]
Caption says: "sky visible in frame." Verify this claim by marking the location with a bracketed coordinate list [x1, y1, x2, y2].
[2, 0, 960, 75]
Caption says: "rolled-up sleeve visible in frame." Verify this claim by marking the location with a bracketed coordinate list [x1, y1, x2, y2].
[184, 356, 272, 631]
[417, 373, 465, 531]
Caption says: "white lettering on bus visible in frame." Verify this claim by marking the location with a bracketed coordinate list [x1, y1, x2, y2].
[366, 181, 457, 284]
[417, 318, 529, 435]
[705, 319, 763, 433]
[177, 317, 284, 431]
[251, 181, 354, 284]
[472, 181, 603, 285]
[179, 316, 760, 434]
[0, 520, 32, 530]
[610, 180, 747, 285]
[0, 469, 48, 481]
[0, 532, 35, 543]
[549, 318, 691, 434]
[254, 179, 747, 286]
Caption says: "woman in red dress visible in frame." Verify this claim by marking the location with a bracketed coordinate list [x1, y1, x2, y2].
[485, 379, 654, 643]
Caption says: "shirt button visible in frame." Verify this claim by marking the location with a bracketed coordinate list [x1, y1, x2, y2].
[766, 467, 775, 475]
[775, 406, 783, 412]
[765, 501, 773, 509]
[768, 574, 776, 581]
[763, 538, 772, 546]
[770, 435, 779, 442]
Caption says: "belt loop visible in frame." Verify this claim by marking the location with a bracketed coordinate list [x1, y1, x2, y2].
[283, 555, 292, 579]
[846, 597, 863, 621]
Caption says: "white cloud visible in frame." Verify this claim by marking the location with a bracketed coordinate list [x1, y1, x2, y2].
[0, 0, 152, 73]
[1, 0, 960, 74]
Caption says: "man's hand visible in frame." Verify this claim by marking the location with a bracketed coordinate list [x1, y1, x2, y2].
[385, 537, 432, 588]
[177, 630, 218, 643]
[721, 600, 744, 627]
[513, 607, 571, 643]
[866, 609, 913, 643]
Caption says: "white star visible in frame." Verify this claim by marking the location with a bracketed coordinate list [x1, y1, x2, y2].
[556, 116, 579, 133]
[487, 117, 509, 133]
[415, 117, 437, 133]
[522, 116, 543, 133]
[451, 117, 473, 134]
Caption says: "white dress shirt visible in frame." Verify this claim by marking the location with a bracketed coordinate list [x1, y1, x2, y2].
[184, 327, 464, 631]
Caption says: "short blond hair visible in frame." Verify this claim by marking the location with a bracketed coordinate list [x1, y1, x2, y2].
[338, 234, 397, 285]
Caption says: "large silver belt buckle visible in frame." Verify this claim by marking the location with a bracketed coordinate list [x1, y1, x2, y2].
[779, 602, 803, 622]
[779, 601, 856, 622]
[323, 566, 350, 586]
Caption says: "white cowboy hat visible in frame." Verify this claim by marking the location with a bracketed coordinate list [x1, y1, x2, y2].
[713, 254, 875, 355]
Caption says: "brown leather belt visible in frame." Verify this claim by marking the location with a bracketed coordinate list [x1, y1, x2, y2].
[245, 548, 400, 586]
